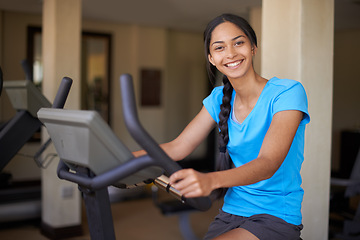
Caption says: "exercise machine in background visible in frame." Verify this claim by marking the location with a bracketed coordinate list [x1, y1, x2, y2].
[0, 60, 71, 171]
[330, 146, 360, 239]
[0, 79, 51, 171]
[37, 74, 212, 240]
[0, 70, 72, 223]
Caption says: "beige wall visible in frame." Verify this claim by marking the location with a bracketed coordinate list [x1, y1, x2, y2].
[1, 12, 41, 80]
[165, 30, 208, 157]
[249, 7, 262, 74]
[81, 20, 207, 154]
[135, 26, 167, 146]
[0, 11, 42, 124]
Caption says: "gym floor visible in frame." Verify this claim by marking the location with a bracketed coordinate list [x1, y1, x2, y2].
[0, 193, 223, 240]
[0, 189, 351, 240]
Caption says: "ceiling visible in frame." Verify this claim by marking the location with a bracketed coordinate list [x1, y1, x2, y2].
[0, 0, 359, 32]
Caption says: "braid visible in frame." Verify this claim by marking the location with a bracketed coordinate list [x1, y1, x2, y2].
[219, 76, 233, 149]
[211, 75, 233, 201]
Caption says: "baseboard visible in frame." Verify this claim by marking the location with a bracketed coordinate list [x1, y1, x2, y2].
[40, 221, 83, 240]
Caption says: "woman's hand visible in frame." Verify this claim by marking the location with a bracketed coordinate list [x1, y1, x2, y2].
[169, 169, 216, 198]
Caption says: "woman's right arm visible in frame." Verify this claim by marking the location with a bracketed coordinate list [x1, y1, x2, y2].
[133, 106, 216, 161]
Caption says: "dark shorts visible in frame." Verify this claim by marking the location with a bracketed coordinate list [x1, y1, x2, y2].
[204, 209, 303, 240]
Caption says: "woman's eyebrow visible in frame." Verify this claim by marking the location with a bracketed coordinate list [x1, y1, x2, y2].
[232, 35, 245, 41]
[211, 35, 246, 46]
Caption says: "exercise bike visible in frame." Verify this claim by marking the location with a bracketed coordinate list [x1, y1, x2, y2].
[37, 74, 212, 240]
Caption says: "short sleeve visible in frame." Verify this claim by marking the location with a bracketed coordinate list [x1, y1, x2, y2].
[273, 82, 310, 125]
[202, 86, 223, 124]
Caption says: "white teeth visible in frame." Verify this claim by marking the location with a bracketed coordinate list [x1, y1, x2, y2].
[226, 61, 241, 67]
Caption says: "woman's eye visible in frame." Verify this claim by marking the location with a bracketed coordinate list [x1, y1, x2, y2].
[214, 46, 223, 51]
[235, 41, 244, 46]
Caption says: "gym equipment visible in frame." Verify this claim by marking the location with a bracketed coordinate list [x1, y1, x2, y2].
[0, 77, 73, 222]
[330, 147, 360, 239]
[0, 77, 72, 171]
[37, 73, 212, 240]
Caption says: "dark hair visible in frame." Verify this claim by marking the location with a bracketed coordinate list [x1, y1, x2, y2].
[203, 14, 257, 200]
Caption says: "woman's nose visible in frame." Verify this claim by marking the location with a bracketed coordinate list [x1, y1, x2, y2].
[226, 46, 237, 58]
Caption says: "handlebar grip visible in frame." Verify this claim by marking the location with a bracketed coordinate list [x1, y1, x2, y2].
[52, 77, 73, 109]
[154, 175, 212, 211]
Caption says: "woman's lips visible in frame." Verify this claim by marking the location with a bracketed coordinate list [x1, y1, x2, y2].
[225, 59, 243, 68]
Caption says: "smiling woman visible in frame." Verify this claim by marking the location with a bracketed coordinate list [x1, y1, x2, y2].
[132, 13, 309, 240]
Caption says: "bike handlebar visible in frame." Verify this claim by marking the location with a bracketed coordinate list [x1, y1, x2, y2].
[119, 74, 212, 211]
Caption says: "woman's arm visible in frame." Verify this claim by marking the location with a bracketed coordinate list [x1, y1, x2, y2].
[133, 106, 217, 161]
[170, 110, 304, 198]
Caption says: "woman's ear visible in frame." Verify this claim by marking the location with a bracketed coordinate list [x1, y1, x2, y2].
[251, 46, 258, 56]
[208, 54, 215, 66]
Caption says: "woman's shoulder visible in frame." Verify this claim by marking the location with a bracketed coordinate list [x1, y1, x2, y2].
[206, 85, 224, 101]
[267, 77, 306, 96]
[203, 85, 224, 108]
[268, 77, 302, 88]
[210, 85, 224, 94]
[203, 85, 224, 121]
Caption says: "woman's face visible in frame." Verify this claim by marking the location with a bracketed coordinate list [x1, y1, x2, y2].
[208, 21, 256, 80]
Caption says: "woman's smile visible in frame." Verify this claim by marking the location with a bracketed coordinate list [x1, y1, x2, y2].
[225, 59, 244, 68]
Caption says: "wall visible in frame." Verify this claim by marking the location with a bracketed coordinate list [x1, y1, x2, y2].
[1, 12, 41, 80]
[249, 7, 262, 74]
[135, 26, 167, 146]
[165, 30, 208, 157]
[0, 11, 41, 124]
[81, 20, 208, 152]
[331, 29, 360, 170]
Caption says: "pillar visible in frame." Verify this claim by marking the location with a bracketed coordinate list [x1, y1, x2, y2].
[261, 0, 334, 239]
[41, 0, 82, 238]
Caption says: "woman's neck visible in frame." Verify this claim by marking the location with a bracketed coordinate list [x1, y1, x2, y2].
[229, 72, 267, 107]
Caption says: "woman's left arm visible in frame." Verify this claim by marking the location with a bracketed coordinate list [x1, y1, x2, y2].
[170, 110, 304, 198]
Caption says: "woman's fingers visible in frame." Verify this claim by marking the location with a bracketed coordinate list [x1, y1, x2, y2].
[169, 169, 213, 198]
[170, 169, 194, 190]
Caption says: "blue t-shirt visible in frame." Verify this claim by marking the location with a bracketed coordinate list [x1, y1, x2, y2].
[203, 77, 310, 225]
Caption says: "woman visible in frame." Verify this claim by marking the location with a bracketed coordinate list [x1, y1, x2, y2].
[136, 13, 309, 239]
